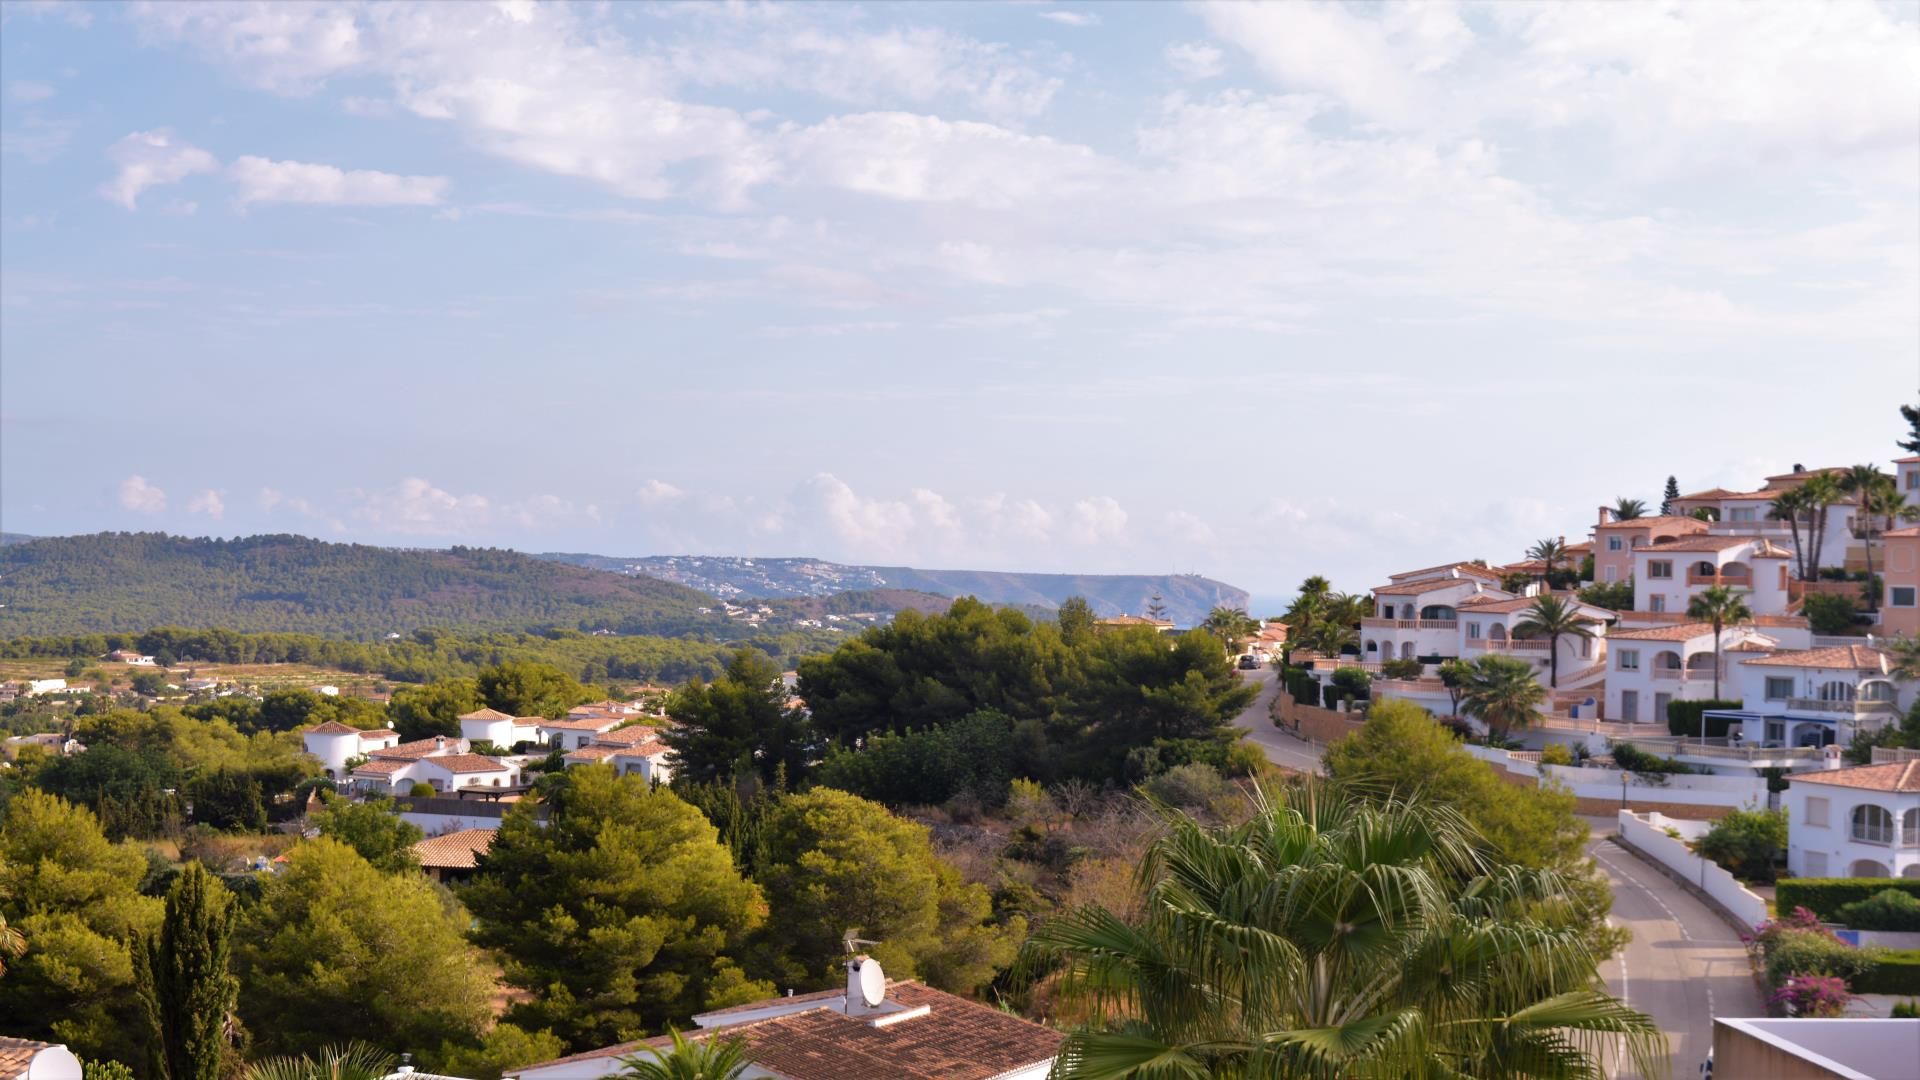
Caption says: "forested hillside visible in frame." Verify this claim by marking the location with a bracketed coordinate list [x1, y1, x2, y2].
[0, 533, 724, 637]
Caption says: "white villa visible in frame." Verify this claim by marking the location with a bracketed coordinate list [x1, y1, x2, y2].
[347, 734, 521, 796]
[1629, 535, 1793, 618]
[457, 708, 544, 748]
[1784, 755, 1920, 880]
[562, 724, 674, 784]
[301, 720, 402, 779]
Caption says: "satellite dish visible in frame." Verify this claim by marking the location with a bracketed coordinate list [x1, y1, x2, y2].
[857, 957, 886, 1008]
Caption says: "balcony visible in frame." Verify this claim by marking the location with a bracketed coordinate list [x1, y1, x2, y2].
[1466, 637, 1551, 653]
[1361, 618, 1458, 630]
[1685, 572, 1753, 588]
[1785, 697, 1900, 718]
[1613, 736, 1829, 768]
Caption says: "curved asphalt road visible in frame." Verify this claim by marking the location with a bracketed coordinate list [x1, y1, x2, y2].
[1230, 667, 1763, 1078]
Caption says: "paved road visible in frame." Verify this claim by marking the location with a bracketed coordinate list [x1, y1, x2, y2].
[1230, 665, 1760, 1077]
[1230, 666, 1326, 773]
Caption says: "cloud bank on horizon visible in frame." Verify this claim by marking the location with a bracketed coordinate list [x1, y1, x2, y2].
[1, 0, 1914, 602]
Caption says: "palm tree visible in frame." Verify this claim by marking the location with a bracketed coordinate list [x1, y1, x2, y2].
[1769, 487, 1811, 581]
[1201, 607, 1260, 654]
[1887, 635, 1920, 682]
[1685, 585, 1751, 704]
[1026, 781, 1666, 1080]
[1513, 595, 1595, 688]
[1461, 654, 1548, 742]
[1527, 537, 1568, 584]
[619, 1030, 754, 1080]
[1841, 468, 1912, 611]
[1611, 498, 1647, 521]
[1800, 473, 1843, 578]
[0, 913, 23, 976]
[244, 1043, 393, 1080]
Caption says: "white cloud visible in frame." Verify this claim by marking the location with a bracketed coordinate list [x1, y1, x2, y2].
[118, 474, 168, 514]
[1165, 42, 1225, 81]
[97, 130, 219, 209]
[350, 477, 490, 535]
[785, 112, 1114, 207]
[1038, 11, 1099, 28]
[7, 80, 55, 103]
[186, 489, 226, 518]
[636, 479, 685, 506]
[1163, 510, 1215, 545]
[226, 156, 447, 206]
[1070, 496, 1127, 544]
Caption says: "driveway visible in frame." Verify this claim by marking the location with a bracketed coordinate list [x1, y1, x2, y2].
[1230, 665, 1326, 774]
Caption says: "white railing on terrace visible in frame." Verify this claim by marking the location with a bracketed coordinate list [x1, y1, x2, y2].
[1375, 678, 1448, 693]
[1309, 659, 1383, 673]
[1786, 697, 1899, 716]
[1361, 618, 1459, 630]
[1614, 736, 1829, 767]
[1465, 638, 1552, 653]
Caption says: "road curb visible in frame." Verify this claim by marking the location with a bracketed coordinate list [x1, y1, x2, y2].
[1606, 835, 1772, 1007]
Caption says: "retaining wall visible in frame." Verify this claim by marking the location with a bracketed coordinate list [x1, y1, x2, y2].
[1465, 745, 1764, 818]
[1273, 690, 1366, 745]
[1617, 809, 1769, 929]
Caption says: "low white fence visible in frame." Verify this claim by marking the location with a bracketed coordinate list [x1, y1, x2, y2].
[1465, 745, 1770, 809]
[1616, 810, 1768, 928]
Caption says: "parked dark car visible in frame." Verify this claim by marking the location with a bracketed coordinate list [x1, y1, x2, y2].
[1238, 654, 1260, 670]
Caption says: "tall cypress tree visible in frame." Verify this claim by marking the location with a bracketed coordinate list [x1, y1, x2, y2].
[138, 862, 238, 1080]
[1661, 476, 1680, 515]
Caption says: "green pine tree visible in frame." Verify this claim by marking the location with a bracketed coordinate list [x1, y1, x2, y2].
[138, 863, 239, 1080]
[1661, 475, 1681, 515]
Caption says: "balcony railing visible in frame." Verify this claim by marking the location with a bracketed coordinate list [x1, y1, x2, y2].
[1361, 618, 1458, 630]
[1613, 736, 1829, 766]
[1785, 697, 1900, 717]
[1685, 573, 1752, 588]
[1466, 638, 1552, 653]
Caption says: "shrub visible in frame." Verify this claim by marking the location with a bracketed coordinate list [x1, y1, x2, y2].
[1834, 889, 1920, 932]
[811, 710, 1020, 807]
[408, 781, 436, 798]
[1609, 741, 1697, 776]
[1380, 658, 1424, 681]
[1223, 740, 1269, 779]
[1802, 593, 1860, 636]
[1768, 974, 1853, 1017]
[1143, 763, 1228, 809]
[1850, 949, 1920, 996]
[1538, 744, 1573, 767]
[1762, 929, 1880, 990]
[1666, 699, 1741, 739]
[1694, 807, 1787, 884]
[1330, 667, 1372, 701]
[1892, 999, 1920, 1019]
[1577, 581, 1634, 612]
[1281, 667, 1320, 708]
[1775, 879, 1920, 921]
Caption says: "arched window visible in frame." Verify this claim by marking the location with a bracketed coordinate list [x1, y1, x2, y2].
[1850, 859, 1891, 878]
[1489, 625, 1507, 641]
[1819, 681, 1857, 702]
[1852, 804, 1894, 845]
[1904, 808, 1919, 848]
[1695, 561, 1716, 577]
[1421, 605, 1457, 620]
[1654, 651, 1684, 671]
[1400, 604, 1416, 619]
[1401, 642, 1415, 659]
[1861, 681, 1897, 703]
[1365, 640, 1378, 654]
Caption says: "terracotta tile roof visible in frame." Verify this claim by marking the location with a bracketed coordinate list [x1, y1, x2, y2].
[1749, 540, 1794, 558]
[1607, 622, 1716, 641]
[595, 725, 663, 747]
[1886, 526, 1920, 538]
[418, 753, 514, 774]
[1595, 515, 1712, 531]
[0, 1038, 60, 1077]
[518, 982, 1061, 1080]
[1895, 455, 1920, 465]
[351, 759, 410, 776]
[412, 828, 493, 870]
[538, 716, 624, 731]
[1788, 760, 1920, 793]
[564, 744, 620, 762]
[1641, 535, 1761, 552]
[305, 720, 361, 735]
[457, 707, 516, 722]
[370, 737, 462, 761]
[1371, 577, 1500, 597]
[358, 728, 398, 741]
[1673, 487, 1745, 501]
[1097, 614, 1176, 627]
[1458, 593, 1604, 616]
[614, 740, 671, 759]
[1724, 641, 1774, 653]
[1388, 561, 1502, 581]
[1740, 645, 1888, 671]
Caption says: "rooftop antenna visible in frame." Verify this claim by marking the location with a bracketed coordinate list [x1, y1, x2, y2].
[843, 928, 880, 955]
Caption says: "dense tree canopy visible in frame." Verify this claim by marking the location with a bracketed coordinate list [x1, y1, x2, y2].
[310, 796, 424, 874]
[232, 838, 493, 1057]
[664, 649, 815, 787]
[754, 788, 1023, 993]
[796, 599, 1253, 784]
[0, 790, 163, 1063]
[463, 767, 773, 1050]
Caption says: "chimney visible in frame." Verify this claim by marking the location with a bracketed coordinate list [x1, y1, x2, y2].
[434, 736, 445, 751]
[1598, 506, 1614, 525]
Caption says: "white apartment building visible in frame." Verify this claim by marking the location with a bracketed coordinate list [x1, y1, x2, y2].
[1455, 593, 1611, 687]
[1784, 758, 1920, 880]
[1719, 644, 1907, 749]
[1361, 563, 1506, 664]
[457, 707, 544, 748]
[1630, 535, 1792, 617]
[1603, 623, 1784, 725]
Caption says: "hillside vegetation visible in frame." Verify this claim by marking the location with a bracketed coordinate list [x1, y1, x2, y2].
[0, 533, 724, 638]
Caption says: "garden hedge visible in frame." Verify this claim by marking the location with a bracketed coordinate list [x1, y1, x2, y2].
[1776, 879, 1920, 921]
[1666, 699, 1740, 738]
[1851, 949, 1920, 996]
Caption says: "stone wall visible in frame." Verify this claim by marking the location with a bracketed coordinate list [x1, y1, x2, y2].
[1272, 690, 1365, 745]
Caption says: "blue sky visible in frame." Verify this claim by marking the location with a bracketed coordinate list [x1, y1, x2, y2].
[2, 0, 1915, 611]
